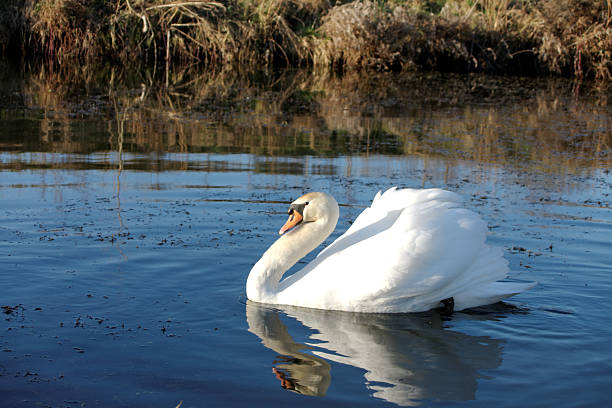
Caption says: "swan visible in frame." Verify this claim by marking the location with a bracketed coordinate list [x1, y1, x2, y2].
[247, 187, 535, 313]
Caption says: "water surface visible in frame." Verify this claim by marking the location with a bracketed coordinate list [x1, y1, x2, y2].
[1, 65, 611, 407]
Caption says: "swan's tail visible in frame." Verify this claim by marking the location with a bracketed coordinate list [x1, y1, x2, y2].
[454, 280, 536, 311]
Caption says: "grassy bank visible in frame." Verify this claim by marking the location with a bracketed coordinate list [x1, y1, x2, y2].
[1, 1, 611, 79]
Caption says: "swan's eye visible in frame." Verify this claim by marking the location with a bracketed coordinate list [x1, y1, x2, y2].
[289, 202, 307, 217]
[288, 208, 294, 215]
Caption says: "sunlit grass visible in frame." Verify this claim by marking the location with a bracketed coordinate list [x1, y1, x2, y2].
[1, 1, 610, 78]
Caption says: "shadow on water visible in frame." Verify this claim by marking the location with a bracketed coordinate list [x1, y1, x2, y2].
[246, 301, 514, 406]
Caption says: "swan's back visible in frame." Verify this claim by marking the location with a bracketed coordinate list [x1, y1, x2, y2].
[277, 188, 532, 312]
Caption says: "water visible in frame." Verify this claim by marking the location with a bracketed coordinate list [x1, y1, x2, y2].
[1, 65, 611, 407]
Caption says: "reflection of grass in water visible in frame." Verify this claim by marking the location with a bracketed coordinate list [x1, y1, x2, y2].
[3, 64, 610, 175]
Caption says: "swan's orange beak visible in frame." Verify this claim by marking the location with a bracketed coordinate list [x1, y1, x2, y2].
[279, 211, 303, 235]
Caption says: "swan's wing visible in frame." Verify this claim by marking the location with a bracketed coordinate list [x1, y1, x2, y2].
[278, 188, 509, 312]
[351, 187, 463, 233]
[317, 187, 463, 260]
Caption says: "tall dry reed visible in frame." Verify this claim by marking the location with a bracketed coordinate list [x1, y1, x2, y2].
[1, 0, 610, 79]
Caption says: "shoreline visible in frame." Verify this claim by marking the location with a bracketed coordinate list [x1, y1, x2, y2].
[1, 0, 610, 80]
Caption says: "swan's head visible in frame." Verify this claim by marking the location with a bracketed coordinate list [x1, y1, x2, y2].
[279, 192, 339, 235]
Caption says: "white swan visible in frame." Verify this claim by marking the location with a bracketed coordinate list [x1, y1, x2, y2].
[247, 187, 534, 313]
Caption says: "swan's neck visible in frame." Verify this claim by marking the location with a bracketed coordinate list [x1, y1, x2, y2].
[247, 216, 336, 303]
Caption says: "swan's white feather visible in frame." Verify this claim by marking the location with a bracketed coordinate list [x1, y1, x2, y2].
[252, 188, 534, 313]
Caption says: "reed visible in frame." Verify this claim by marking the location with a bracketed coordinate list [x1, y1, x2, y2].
[1, 0, 610, 79]
[519, 0, 612, 79]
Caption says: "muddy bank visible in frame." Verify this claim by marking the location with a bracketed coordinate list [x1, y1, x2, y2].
[1, 0, 611, 79]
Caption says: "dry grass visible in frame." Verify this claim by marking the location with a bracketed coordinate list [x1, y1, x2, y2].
[110, 0, 332, 68]
[440, 0, 612, 79]
[522, 0, 612, 79]
[314, 1, 478, 71]
[25, 0, 110, 62]
[2, 0, 611, 79]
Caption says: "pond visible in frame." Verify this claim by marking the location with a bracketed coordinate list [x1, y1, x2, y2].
[1, 64, 611, 407]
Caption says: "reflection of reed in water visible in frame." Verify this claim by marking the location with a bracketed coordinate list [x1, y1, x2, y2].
[4, 66, 610, 173]
[246, 301, 505, 406]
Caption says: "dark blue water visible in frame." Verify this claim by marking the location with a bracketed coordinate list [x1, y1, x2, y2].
[1, 68, 611, 407]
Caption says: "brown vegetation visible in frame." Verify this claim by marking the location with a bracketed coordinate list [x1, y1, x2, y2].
[1, 1, 610, 78]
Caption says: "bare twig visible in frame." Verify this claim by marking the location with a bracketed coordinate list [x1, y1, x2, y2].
[145, 2, 225, 12]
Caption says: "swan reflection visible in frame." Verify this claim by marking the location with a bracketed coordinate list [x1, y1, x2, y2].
[246, 301, 505, 406]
